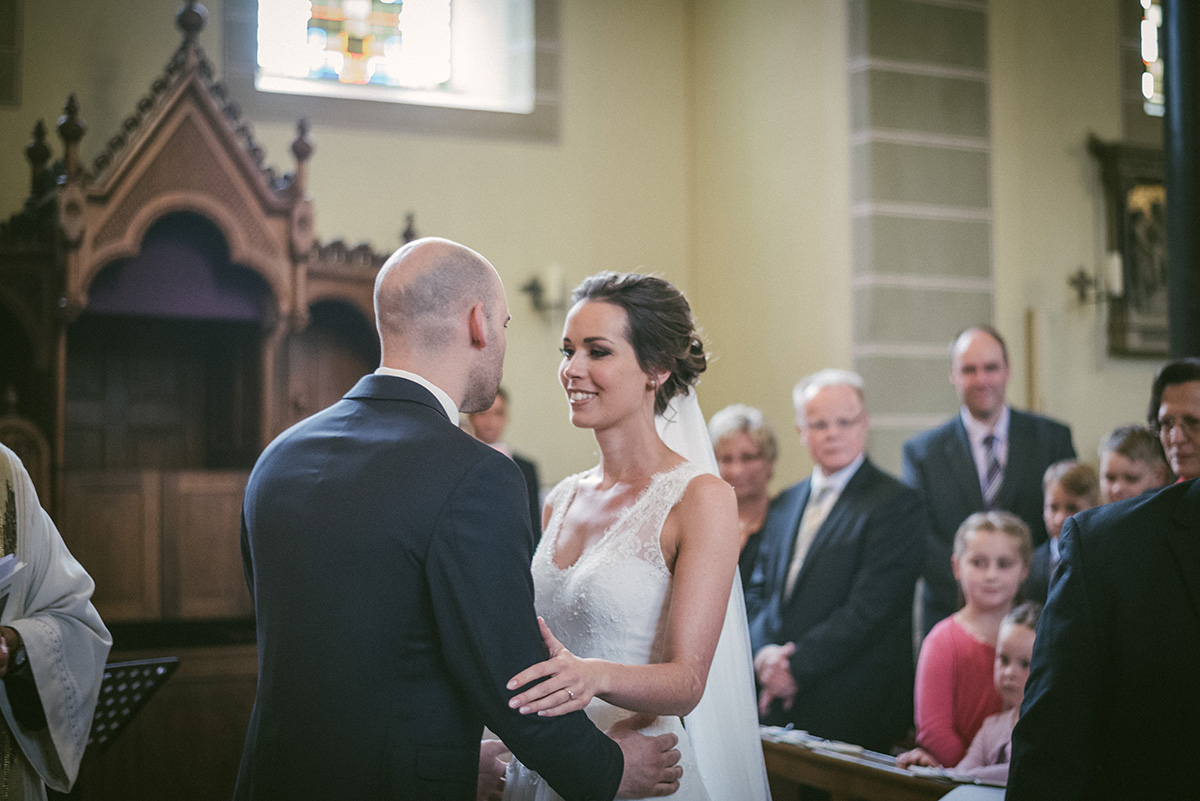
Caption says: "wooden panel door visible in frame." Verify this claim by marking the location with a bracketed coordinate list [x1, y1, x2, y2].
[281, 316, 374, 430]
[59, 471, 162, 622]
[65, 318, 205, 470]
[161, 471, 253, 619]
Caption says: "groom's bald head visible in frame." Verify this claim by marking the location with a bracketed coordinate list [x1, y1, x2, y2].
[374, 237, 501, 354]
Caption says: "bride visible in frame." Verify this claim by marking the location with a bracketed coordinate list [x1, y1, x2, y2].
[500, 272, 770, 801]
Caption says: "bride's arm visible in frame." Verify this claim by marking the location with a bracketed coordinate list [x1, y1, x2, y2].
[506, 473, 740, 718]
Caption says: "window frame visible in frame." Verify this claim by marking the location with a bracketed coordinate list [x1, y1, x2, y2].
[221, 0, 560, 142]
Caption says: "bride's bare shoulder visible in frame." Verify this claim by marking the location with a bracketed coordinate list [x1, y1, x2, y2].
[672, 472, 737, 528]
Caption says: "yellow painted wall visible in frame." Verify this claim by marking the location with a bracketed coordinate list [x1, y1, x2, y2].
[991, 0, 1161, 469]
[688, 0, 854, 490]
[0, 0, 1167, 492]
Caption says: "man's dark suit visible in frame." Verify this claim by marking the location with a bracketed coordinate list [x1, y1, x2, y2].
[1007, 478, 1200, 801]
[235, 375, 622, 800]
[1020, 539, 1054, 606]
[747, 458, 926, 752]
[902, 409, 1074, 633]
[511, 452, 543, 542]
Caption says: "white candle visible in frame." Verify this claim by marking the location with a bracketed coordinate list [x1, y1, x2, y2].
[1107, 251, 1124, 298]
[546, 264, 565, 309]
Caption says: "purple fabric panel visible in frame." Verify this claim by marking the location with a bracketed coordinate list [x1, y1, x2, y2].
[87, 214, 269, 321]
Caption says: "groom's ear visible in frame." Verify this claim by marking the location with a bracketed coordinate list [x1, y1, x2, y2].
[467, 302, 489, 349]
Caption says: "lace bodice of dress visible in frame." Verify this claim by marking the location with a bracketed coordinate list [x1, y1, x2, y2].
[531, 461, 704, 668]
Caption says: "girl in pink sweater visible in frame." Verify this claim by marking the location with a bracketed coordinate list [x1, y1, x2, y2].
[903, 511, 1032, 766]
[898, 602, 1041, 783]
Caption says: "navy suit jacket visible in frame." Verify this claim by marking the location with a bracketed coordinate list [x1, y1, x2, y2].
[235, 375, 622, 801]
[1021, 539, 1054, 606]
[747, 458, 925, 751]
[902, 408, 1074, 627]
[511, 452, 543, 543]
[1008, 479, 1200, 801]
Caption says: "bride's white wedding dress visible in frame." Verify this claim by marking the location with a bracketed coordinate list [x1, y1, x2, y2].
[504, 455, 768, 801]
[503, 461, 712, 801]
[502, 392, 770, 801]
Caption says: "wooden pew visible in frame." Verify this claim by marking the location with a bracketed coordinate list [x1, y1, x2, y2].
[762, 735, 961, 801]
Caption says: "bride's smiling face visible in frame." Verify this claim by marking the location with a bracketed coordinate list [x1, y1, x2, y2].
[559, 300, 661, 429]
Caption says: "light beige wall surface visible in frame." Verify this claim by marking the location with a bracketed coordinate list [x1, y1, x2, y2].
[991, 0, 1161, 469]
[689, 0, 854, 489]
[0, 0, 1168, 493]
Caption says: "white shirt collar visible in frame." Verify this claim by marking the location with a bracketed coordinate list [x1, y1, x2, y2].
[960, 404, 1011, 446]
[374, 367, 460, 426]
[812, 452, 866, 497]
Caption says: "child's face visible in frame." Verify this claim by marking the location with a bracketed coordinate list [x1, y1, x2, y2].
[994, 621, 1036, 710]
[1100, 451, 1166, 503]
[952, 530, 1028, 614]
[1043, 482, 1095, 540]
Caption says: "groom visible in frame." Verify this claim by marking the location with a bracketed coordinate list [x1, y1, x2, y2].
[235, 238, 682, 800]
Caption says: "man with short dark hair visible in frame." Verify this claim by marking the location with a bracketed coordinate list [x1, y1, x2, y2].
[902, 326, 1075, 636]
[1147, 356, 1200, 481]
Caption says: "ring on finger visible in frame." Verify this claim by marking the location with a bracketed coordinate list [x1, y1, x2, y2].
[566, 689, 574, 701]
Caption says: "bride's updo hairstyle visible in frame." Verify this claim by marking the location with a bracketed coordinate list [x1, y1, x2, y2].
[570, 272, 707, 415]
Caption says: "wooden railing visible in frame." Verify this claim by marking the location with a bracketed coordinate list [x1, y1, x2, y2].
[763, 735, 961, 801]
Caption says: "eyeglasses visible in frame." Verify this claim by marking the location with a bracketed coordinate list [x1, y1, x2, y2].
[1153, 415, 1200, 437]
[803, 414, 865, 433]
[717, 453, 767, 465]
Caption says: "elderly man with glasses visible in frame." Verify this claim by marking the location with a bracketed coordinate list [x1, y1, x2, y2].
[746, 369, 927, 754]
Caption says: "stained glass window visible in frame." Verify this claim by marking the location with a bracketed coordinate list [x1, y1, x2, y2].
[1140, 0, 1164, 117]
[255, 0, 534, 113]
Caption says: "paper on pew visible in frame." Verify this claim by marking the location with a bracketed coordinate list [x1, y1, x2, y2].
[759, 725, 865, 755]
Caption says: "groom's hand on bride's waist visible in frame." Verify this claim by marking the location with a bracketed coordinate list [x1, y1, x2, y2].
[608, 715, 682, 798]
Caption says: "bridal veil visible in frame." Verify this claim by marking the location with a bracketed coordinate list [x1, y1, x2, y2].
[656, 390, 772, 800]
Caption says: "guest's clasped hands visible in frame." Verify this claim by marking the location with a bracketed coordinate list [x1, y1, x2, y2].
[507, 617, 600, 716]
[754, 641, 798, 715]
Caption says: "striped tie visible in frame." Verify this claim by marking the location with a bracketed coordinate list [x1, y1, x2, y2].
[982, 434, 1002, 509]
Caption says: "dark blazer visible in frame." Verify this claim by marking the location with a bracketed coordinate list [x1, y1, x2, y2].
[1008, 478, 1200, 801]
[1021, 539, 1054, 606]
[747, 458, 926, 752]
[235, 375, 622, 801]
[740, 493, 782, 623]
[902, 408, 1075, 632]
[511, 452, 543, 543]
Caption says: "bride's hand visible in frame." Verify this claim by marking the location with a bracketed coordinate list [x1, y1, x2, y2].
[506, 617, 601, 716]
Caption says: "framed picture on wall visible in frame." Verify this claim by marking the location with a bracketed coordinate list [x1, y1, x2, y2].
[1089, 136, 1168, 357]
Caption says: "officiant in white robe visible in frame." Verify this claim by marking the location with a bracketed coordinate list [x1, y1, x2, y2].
[0, 444, 111, 800]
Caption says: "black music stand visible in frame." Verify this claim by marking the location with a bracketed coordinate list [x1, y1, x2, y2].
[47, 657, 180, 800]
[87, 657, 179, 756]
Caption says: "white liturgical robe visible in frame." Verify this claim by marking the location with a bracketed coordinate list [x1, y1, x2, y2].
[0, 444, 111, 800]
